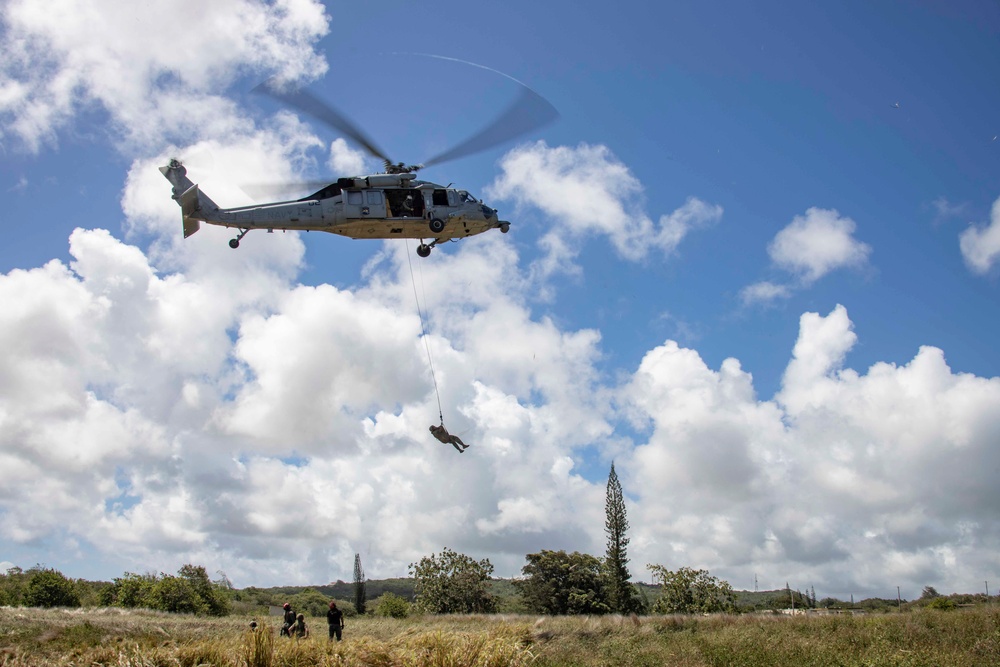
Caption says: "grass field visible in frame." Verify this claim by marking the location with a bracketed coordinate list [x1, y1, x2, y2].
[1, 606, 999, 666]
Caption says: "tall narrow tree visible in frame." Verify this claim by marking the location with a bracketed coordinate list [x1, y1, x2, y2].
[604, 462, 637, 613]
[353, 553, 367, 615]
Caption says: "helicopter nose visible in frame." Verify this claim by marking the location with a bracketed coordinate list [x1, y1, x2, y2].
[481, 204, 496, 218]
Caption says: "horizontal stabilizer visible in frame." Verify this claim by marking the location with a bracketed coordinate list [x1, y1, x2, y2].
[178, 184, 201, 217]
[177, 184, 202, 237]
[183, 217, 201, 238]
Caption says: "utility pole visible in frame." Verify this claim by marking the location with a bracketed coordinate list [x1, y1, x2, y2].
[897, 586, 901, 611]
[754, 573, 758, 593]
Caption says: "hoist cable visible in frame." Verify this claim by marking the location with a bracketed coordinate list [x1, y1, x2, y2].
[404, 241, 444, 425]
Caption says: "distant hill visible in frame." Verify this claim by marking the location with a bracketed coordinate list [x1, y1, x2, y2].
[315, 578, 416, 601]
[237, 578, 417, 606]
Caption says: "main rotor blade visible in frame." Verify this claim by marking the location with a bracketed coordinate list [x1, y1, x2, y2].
[422, 85, 559, 168]
[253, 80, 391, 163]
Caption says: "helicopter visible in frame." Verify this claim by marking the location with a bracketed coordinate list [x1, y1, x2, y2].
[161, 76, 557, 257]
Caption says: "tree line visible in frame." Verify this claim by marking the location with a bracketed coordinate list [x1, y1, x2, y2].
[2, 561, 989, 617]
[0, 564, 230, 614]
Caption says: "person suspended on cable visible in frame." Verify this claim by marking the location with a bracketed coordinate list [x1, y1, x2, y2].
[430, 423, 469, 453]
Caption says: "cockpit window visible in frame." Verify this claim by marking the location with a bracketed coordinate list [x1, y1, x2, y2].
[458, 191, 479, 204]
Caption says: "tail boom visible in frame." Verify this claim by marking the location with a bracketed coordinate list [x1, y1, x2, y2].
[160, 160, 219, 238]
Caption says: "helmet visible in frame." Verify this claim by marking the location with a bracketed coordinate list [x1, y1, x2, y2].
[283, 603, 290, 609]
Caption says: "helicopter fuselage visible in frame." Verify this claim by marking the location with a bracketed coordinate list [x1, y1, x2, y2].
[160, 161, 510, 255]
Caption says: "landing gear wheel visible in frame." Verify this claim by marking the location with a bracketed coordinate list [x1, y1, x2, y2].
[229, 228, 250, 249]
[416, 244, 432, 258]
[429, 218, 445, 234]
[500, 222, 510, 234]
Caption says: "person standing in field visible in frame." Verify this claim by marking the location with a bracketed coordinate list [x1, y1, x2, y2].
[280, 602, 296, 637]
[327, 600, 345, 641]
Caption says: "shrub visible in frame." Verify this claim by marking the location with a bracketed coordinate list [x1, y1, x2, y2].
[25, 568, 80, 608]
[102, 572, 157, 608]
[517, 550, 610, 615]
[0, 566, 28, 606]
[927, 597, 957, 610]
[374, 592, 411, 618]
[410, 547, 497, 614]
[646, 565, 735, 614]
[151, 575, 207, 614]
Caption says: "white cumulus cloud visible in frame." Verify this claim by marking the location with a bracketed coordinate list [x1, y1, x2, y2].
[327, 137, 369, 176]
[486, 141, 722, 275]
[0, 0, 329, 151]
[742, 207, 872, 306]
[740, 280, 792, 306]
[620, 304, 1000, 598]
[959, 196, 1000, 274]
[769, 207, 871, 283]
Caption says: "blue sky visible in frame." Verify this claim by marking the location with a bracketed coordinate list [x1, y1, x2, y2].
[2, 0, 999, 601]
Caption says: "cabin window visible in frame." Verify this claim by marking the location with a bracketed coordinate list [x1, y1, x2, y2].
[432, 189, 449, 206]
[367, 190, 383, 204]
[386, 189, 424, 217]
[347, 191, 363, 205]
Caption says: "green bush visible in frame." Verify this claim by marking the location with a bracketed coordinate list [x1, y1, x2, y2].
[102, 571, 157, 608]
[373, 592, 411, 618]
[927, 596, 957, 610]
[177, 564, 231, 616]
[100, 565, 230, 616]
[410, 547, 496, 614]
[25, 568, 80, 608]
[0, 566, 28, 606]
[647, 565, 735, 614]
[151, 575, 207, 614]
[517, 550, 610, 615]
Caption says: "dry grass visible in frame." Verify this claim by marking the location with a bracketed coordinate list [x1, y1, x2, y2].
[1, 606, 999, 666]
[0, 608, 536, 666]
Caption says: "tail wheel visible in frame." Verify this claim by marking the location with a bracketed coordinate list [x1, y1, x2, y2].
[429, 218, 445, 234]
[229, 228, 250, 249]
[417, 244, 432, 258]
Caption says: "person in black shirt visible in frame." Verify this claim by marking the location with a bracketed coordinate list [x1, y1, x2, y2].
[280, 602, 296, 637]
[326, 600, 345, 641]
